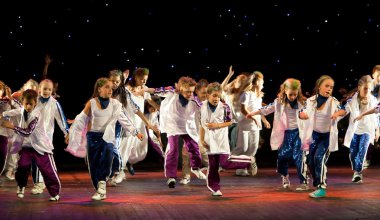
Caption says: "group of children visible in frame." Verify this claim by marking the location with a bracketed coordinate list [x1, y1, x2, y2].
[1, 65, 380, 201]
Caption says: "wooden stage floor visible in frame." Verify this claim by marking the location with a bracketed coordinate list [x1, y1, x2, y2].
[1, 166, 380, 220]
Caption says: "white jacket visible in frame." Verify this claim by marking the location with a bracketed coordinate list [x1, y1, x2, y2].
[259, 98, 305, 150]
[343, 93, 378, 147]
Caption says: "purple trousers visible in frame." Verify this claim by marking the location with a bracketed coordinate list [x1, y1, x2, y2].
[165, 134, 201, 178]
[0, 135, 8, 175]
[207, 154, 250, 192]
[16, 148, 61, 197]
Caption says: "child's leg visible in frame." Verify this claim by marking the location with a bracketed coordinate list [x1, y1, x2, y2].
[312, 132, 330, 189]
[290, 130, 308, 184]
[15, 148, 33, 188]
[354, 134, 371, 172]
[182, 135, 202, 170]
[277, 131, 294, 177]
[34, 152, 61, 197]
[206, 154, 221, 192]
[164, 135, 180, 178]
[0, 135, 8, 175]
[181, 145, 191, 180]
[219, 154, 250, 170]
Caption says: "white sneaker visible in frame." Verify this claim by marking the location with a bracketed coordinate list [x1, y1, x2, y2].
[91, 192, 106, 200]
[236, 168, 249, 176]
[113, 171, 126, 184]
[295, 184, 310, 191]
[49, 195, 60, 201]
[212, 190, 223, 196]
[167, 178, 176, 188]
[5, 170, 15, 180]
[352, 172, 363, 183]
[179, 177, 191, 185]
[97, 181, 106, 194]
[282, 175, 290, 188]
[363, 160, 370, 169]
[17, 186, 25, 198]
[191, 168, 207, 180]
[218, 166, 226, 172]
[31, 182, 46, 195]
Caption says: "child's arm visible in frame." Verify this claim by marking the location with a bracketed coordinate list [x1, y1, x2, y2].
[221, 65, 234, 91]
[118, 111, 143, 140]
[136, 110, 159, 133]
[54, 101, 69, 136]
[199, 126, 209, 149]
[354, 106, 379, 122]
[261, 115, 271, 129]
[2, 117, 38, 137]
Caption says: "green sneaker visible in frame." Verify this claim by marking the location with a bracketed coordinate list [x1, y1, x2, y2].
[309, 188, 326, 198]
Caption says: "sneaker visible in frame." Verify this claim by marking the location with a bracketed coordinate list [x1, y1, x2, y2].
[17, 186, 25, 198]
[49, 195, 60, 201]
[31, 182, 46, 195]
[5, 169, 15, 180]
[167, 178, 176, 188]
[352, 172, 363, 183]
[282, 175, 290, 188]
[309, 188, 327, 198]
[248, 157, 258, 176]
[179, 177, 191, 185]
[91, 192, 106, 201]
[295, 184, 310, 191]
[212, 190, 223, 196]
[218, 166, 226, 172]
[108, 179, 117, 187]
[191, 168, 207, 180]
[363, 160, 370, 169]
[126, 162, 135, 176]
[113, 171, 126, 184]
[97, 181, 106, 195]
[236, 168, 249, 176]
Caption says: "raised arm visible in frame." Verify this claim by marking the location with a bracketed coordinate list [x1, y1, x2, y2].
[221, 65, 235, 91]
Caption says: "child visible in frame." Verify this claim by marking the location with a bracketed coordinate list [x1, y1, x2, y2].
[144, 96, 165, 161]
[180, 79, 209, 185]
[338, 75, 379, 183]
[66, 77, 143, 201]
[231, 71, 270, 176]
[299, 75, 342, 198]
[247, 78, 309, 190]
[0, 81, 20, 176]
[156, 76, 206, 188]
[30, 79, 69, 195]
[200, 82, 255, 196]
[1, 89, 61, 201]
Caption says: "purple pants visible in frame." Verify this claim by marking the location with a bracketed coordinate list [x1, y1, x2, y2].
[165, 134, 201, 178]
[16, 148, 61, 197]
[0, 135, 8, 175]
[207, 154, 250, 192]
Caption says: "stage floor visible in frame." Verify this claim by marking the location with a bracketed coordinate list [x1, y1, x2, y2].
[1, 166, 380, 219]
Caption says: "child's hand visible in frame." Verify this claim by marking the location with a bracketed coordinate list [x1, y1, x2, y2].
[136, 133, 144, 141]
[331, 112, 340, 120]
[263, 120, 271, 129]
[299, 112, 309, 120]
[200, 140, 209, 150]
[148, 124, 159, 133]
[205, 123, 219, 129]
[143, 87, 156, 94]
[1, 120, 14, 129]
[353, 115, 363, 123]
[64, 134, 70, 144]
[66, 119, 75, 124]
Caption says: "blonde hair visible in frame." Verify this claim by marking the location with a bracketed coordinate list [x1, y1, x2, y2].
[251, 71, 264, 98]
[277, 78, 306, 105]
[92, 77, 110, 98]
[206, 82, 222, 94]
[312, 75, 334, 96]
[0, 80, 11, 98]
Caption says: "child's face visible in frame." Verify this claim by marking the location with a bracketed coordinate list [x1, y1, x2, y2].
[195, 87, 207, 101]
[98, 81, 113, 98]
[39, 82, 53, 98]
[373, 71, 380, 83]
[136, 75, 148, 86]
[0, 85, 4, 98]
[208, 90, 221, 106]
[109, 75, 121, 90]
[22, 99, 37, 113]
[285, 89, 298, 102]
[180, 86, 195, 100]
[319, 79, 334, 97]
[359, 82, 372, 97]
[256, 79, 264, 91]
